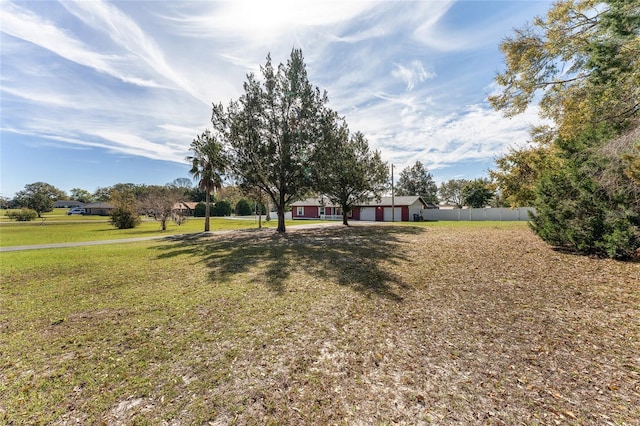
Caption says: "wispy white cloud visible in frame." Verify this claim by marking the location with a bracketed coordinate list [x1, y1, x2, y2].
[343, 92, 544, 177]
[90, 130, 185, 161]
[164, 1, 376, 42]
[0, 85, 75, 108]
[59, 0, 208, 104]
[1, 3, 119, 76]
[392, 61, 436, 91]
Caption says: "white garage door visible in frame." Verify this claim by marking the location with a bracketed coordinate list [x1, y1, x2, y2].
[360, 207, 376, 221]
[383, 207, 402, 222]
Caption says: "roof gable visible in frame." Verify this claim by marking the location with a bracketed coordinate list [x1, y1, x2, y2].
[84, 202, 115, 208]
[290, 197, 340, 207]
[358, 196, 427, 208]
[291, 196, 428, 208]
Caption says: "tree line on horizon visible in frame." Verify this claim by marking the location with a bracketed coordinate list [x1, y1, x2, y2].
[2, 165, 497, 225]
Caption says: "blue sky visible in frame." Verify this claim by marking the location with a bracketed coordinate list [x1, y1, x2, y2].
[0, 0, 553, 198]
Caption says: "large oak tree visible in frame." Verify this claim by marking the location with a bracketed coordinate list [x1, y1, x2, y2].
[438, 179, 469, 209]
[15, 182, 67, 217]
[212, 49, 330, 233]
[395, 161, 438, 204]
[312, 112, 389, 226]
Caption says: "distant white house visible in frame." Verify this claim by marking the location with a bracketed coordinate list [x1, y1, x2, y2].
[83, 202, 115, 216]
[54, 200, 85, 208]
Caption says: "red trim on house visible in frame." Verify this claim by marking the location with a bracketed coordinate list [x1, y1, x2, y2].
[291, 196, 427, 222]
[375, 207, 383, 221]
[293, 205, 319, 219]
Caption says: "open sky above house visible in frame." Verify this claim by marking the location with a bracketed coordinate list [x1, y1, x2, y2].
[0, 0, 553, 197]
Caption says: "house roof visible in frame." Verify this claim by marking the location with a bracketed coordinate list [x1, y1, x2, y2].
[359, 196, 427, 208]
[291, 196, 427, 208]
[173, 201, 199, 210]
[54, 200, 85, 207]
[84, 202, 115, 208]
[290, 198, 340, 207]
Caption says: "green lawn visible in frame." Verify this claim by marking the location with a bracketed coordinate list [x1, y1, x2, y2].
[0, 213, 321, 247]
[0, 208, 107, 222]
[1, 222, 638, 424]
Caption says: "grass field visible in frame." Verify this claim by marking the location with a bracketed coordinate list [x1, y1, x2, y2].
[1, 222, 638, 424]
[0, 209, 314, 247]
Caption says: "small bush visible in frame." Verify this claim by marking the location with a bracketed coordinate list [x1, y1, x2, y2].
[172, 212, 187, 226]
[109, 207, 141, 229]
[6, 209, 38, 221]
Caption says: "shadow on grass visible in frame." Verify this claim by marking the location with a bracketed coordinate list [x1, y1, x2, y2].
[152, 225, 426, 300]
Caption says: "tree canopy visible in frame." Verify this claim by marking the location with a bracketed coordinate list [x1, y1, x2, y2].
[461, 178, 494, 208]
[395, 161, 438, 204]
[438, 179, 469, 209]
[312, 112, 389, 226]
[141, 185, 186, 231]
[489, 0, 639, 140]
[15, 182, 66, 217]
[491, 0, 640, 258]
[187, 129, 226, 232]
[70, 188, 95, 204]
[109, 186, 140, 229]
[489, 143, 562, 207]
[212, 49, 332, 233]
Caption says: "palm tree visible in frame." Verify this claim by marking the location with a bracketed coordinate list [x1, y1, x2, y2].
[187, 130, 226, 232]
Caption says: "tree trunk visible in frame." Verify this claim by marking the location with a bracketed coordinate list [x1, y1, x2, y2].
[276, 193, 286, 233]
[342, 211, 349, 226]
[277, 206, 286, 233]
[161, 219, 167, 231]
[204, 191, 211, 232]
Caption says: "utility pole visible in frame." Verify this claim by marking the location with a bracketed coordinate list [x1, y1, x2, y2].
[391, 164, 395, 222]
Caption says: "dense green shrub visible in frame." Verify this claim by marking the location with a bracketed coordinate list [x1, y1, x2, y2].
[212, 200, 231, 217]
[109, 206, 140, 229]
[530, 132, 640, 259]
[6, 209, 38, 221]
[235, 199, 253, 216]
[489, 1, 640, 259]
[193, 202, 206, 217]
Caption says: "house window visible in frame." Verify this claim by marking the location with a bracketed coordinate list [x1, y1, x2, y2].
[319, 207, 325, 216]
[296, 206, 304, 216]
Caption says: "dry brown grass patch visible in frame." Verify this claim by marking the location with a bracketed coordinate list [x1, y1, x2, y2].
[1, 223, 638, 424]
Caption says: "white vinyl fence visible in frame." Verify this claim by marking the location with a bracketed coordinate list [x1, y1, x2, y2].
[419, 207, 536, 221]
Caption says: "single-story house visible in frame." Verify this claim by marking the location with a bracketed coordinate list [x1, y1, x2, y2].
[172, 201, 199, 216]
[84, 202, 115, 216]
[54, 200, 85, 208]
[290, 198, 346, 221]
[291, 196, 429, 222]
